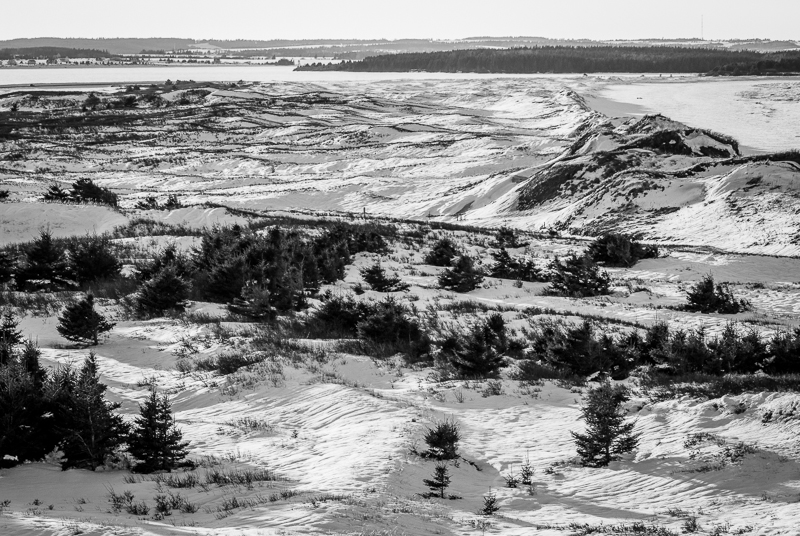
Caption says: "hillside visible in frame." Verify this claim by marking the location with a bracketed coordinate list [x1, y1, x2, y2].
[2, 78, 800, 536]
[1, 79, 798, 255]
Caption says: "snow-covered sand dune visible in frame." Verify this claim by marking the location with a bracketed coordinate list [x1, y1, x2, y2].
[2, 79, 798, 255]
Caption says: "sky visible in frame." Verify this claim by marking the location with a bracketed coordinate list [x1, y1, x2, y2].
[1, 0, 797, 42]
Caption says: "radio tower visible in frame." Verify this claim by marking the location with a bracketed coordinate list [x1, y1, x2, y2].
[701, 15, 704, 41]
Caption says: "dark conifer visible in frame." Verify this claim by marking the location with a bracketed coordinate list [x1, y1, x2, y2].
[57, 294, 115, 346]
[359, 262, 410, 292]
[67, 234, 120, 284]
[228, 280, 276, 320]
[0, 356, 55, 468]
[479, 489, 501, 515]
[0, 309, 22, 347]
[685, 274, 749, 314]
[16, 228, 71, 290]
[488, 248, 517, 279]
[43, 183, 70, 202]
[127, 387, 189, 473]
[423, 462, 451, 498]
[424, 238, 460, 266]
[438, 255, 484, 293]
[587, 233, 658, 267]
[423, 419, 460, 460]
[0, 249, 15, 286]
[571, 381, 639, 467]
[493, 226, 527, 248]
[57, 353, 128, 470]
[547, 253, 610, 297]
[136, 265, 191, 317]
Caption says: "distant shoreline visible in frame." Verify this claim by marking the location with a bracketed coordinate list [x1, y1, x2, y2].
[0, 63, 293, 70]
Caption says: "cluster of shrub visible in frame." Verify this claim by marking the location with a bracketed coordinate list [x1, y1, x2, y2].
[423, 230, 657, 298]
[43, 178, 118, 208]
[310, 292, 515, 374]
[0, 230, 121, 292]
[523, 318, 800, 380]
[135, 194, 182, 210]
[0, 221, 394, 321]
[0, 314, 187, 472]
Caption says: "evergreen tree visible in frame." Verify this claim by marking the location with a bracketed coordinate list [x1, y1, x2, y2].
[438, 255, 484, 293]
[424, 238, 460, 266]
[571, 381, 640, 467]
[0, 357, 55, 468]
[57, 353, 128, 470]
[15, 228, 71, 290]
[359, 262, 410, 292]
[547, 253, 610, 298]
[587, 233, 658, 267]
[423, 462, 451, 498]
[127, 387, 189, 473]
[67, 234, 120, 285]
[493, 226, 527, 248]
[0, 309, 22, 346]
[43, 183, 70, 202]
[228, 279, 276, 320]
[423, 419, 460, 460]
[685, 274, 749, 314]
[136, 265, 191, 317]
[488, 248, 517, 279]
[57, 294, 115, 346]
[204, 254, 248, 302]
[479, 489, 501, 516]
[0, 249, 15, 286]
[356, 297, 430, 359]
[70, 178, 118, 207]
[445, 316, 507, 378]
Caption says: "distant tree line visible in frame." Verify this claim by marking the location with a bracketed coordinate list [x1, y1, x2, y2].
[0, 47, 111, 60]
[708, 55, 800, 75]
[297, 46, 800, 74]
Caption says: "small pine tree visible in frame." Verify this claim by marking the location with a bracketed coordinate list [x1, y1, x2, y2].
[57, 353, 129, 470]
[493, 226, 527, 248]
[228, 280, 276, 320]
[16, 228, 71, 290]
[424, 238, 460, 266]
[438, 255, 484, 293]
[0, 249, 15, 286]
[359, 262, 410, 292]
[446, 319, 507, 378]
[127, 388, 189, 473]
[67, 234, 120, 285]
[423, 462, 451, 498]
[479, 489, 501, 515]
[587, 233, 658, 267]
[488, 248, 517, 279]
[0, 310, 22, 347]
[547, 253, 610, 298]
[571, 381, 640, 467]
[136, 265, 191, 317]
[57, 295, 115, 346]
[423, 419, 460, 460]
[519, 453, 534, 486]
[43, 183, 70, 202]
[684, 274, 749, 314]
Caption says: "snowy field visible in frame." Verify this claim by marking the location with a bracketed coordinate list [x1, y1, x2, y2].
[591, 77, 800, 154]
[1, 76, 800, 536]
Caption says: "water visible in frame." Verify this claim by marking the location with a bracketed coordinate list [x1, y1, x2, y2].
[0, 65, 597, 87]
